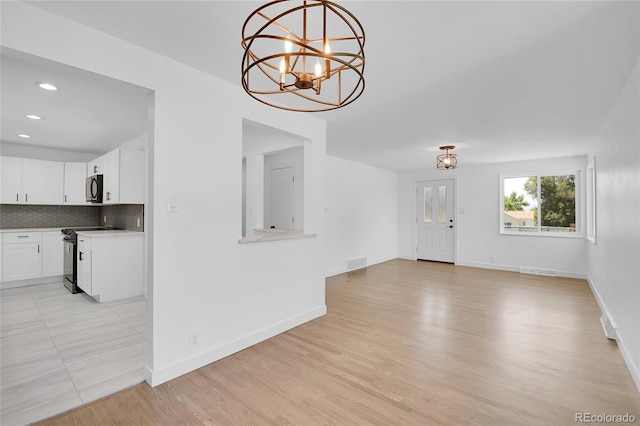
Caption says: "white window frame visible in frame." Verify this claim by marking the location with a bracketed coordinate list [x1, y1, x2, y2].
[586, 158, 596, 244]
[499, 169, 582, 238]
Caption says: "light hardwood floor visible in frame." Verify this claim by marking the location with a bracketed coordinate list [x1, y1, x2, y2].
[37, 260, 639, 425]
[0, 283, 146, 426]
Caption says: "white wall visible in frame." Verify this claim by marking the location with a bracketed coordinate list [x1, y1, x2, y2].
[325, 155, 398, 276]
[398, 156, 588, 277]
[587, 58, 640, 389]
[2, 2, 327, 386]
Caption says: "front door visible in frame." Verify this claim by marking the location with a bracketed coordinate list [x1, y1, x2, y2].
[417, 179, 455, 262]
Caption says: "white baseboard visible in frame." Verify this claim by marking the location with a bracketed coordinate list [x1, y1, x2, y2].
[324, 254, 397, 277]
[456, 261, 587, 279]
[397, 254, 417, 261]
[455, 260, 518, 273]
[1, 275, 63, 289]
[586, 275, 640, 392]
[146, 305, 327, 387]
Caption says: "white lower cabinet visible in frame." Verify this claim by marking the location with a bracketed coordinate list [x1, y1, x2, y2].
[2, 232, 42, 281]
[77, 237, 92, 295]
[76, 232, 143, 302]
[1, 230, 64, 284]
[42, 231, 65, 277]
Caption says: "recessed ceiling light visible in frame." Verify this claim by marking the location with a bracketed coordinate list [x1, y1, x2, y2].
[18, 134, 31, 138]
[37, 82, 58, 91]
[26, 114, 43, 120]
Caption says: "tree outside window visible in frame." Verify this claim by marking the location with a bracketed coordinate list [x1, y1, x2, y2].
[502, 172, 578, 235]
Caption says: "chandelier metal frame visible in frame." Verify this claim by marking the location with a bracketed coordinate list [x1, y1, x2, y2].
[437, 145, 457, 170]
[241, 0, 365, 112]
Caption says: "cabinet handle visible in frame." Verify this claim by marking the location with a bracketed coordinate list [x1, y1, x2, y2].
[25, 193, 28, 203]
[16, 193, 18, 202]
[17, 235, 29, 239]
[65, 195, 67, 203]
[79, 251, 84, 261]
[37, 244, 40, 254]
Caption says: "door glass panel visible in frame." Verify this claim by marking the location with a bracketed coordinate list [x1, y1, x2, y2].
[423, 187, 432, 222]
[438, 186, 447, 223]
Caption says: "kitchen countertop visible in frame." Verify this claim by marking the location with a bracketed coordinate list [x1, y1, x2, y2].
[1, 228, 65, 233]
[76, 230, 144, 237]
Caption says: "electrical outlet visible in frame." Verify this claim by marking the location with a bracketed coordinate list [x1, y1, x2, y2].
[188, 330, 200, 349]
[489, 255, 496, 263]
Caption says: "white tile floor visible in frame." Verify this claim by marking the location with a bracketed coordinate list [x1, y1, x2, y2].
[1, 282, 147, 426]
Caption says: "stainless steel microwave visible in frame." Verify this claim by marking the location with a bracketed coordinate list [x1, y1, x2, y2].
[86, 174, 103, 203]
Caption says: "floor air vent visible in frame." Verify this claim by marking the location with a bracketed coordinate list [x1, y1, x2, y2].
[346, 256, 367, 272]
[518, 267, 557, 277]
[600, 314, 616, 340]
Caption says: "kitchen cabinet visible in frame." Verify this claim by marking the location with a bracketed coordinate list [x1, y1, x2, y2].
[1, 232, 42, 281]
[76, 236, 92, 295]
[42, 230, 65, 277]
[88, 148, 144, 204]
[64, 162, 87, 205]
[0, 157, 64, 205]
[75, 231, 143, 302]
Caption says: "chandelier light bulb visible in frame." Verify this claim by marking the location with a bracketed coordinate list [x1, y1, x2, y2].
[284, 36, 293, 53]
[437, 145, 458, 170]
[315, 60, 322, 78]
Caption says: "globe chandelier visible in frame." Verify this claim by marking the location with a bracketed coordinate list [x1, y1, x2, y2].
[241, 0, 365, 112]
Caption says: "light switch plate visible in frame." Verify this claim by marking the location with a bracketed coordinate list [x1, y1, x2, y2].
[166, 193, 180, 213]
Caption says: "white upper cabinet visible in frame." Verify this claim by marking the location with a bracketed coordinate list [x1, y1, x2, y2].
[0, 157, 64, 205]
[119, 148, 145, 204]
[64, 162, 88, 205]
[0, 157, 23, 204]
[90, 148, 144, 204]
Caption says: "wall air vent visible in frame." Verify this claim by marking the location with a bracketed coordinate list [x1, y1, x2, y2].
[518, 266, 557, 277]
[346, 256, 367, 272]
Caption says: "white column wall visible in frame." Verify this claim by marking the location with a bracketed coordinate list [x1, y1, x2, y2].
[2, 2, 327, 386]
[325, 155, 398, 276]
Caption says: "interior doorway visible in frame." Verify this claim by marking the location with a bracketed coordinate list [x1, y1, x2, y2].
[416, 179, 455, 263]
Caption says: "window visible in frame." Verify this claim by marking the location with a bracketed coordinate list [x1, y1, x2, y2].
[501, 171, 580, 236]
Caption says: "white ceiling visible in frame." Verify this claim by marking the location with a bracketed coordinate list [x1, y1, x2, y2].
[1, 47, 151, 155]
[5, 1, 639, 170]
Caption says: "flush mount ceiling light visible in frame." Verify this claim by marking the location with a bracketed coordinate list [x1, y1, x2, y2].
[26, 114, 43, 120]
[18, 134, 31, 138]
[436, 145, 457, 170]
[241, 0, 365, 112]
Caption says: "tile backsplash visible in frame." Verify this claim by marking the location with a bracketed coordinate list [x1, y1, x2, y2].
[0, 204, 144, 231]
[100, 204, 144, 231]
[0, 205, 100, 229]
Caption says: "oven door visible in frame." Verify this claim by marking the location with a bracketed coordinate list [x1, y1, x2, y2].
[63, 238, 75, 284]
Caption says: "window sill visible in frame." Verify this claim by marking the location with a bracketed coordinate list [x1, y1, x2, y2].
[238, 229, 317, 244]
[500, 231, 583, 239]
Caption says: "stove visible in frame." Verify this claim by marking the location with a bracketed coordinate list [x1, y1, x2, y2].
[62, 227, 110, 293]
